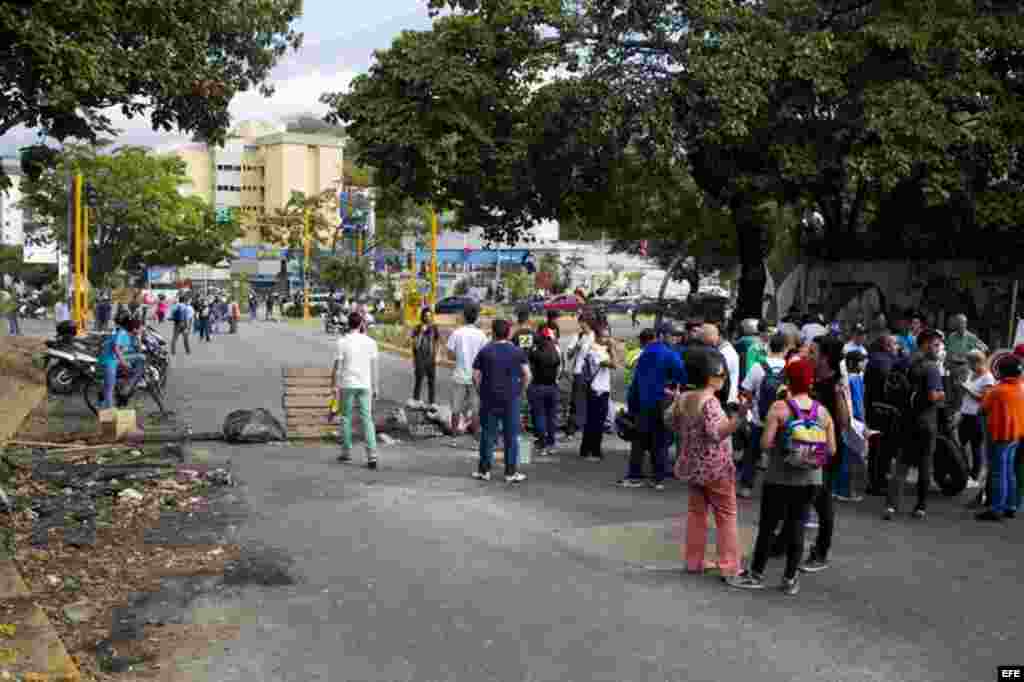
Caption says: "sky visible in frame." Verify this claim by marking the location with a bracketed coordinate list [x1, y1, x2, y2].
[0, 0, 436, 156]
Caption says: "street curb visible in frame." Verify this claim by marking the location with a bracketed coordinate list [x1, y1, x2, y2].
[0, 559, 82, 681]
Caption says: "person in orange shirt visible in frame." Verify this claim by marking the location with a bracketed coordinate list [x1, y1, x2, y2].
[978, 355, 1024, 521]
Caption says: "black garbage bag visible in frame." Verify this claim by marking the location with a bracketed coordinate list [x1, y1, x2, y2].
[223, 409, 286, 443]
[933, 434, 969, 497]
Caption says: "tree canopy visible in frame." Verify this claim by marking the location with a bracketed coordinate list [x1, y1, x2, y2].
[325, 0, 1024, 318]
[1, 0, 303, 188]
[19, 144, 242, 285]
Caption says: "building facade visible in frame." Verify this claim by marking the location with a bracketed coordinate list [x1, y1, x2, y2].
[0, 157, 24, 246]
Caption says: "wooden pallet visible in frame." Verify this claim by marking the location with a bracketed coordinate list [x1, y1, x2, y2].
[282, 367, 374, 440]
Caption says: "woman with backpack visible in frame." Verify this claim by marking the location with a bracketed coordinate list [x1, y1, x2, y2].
[731, 357, 836, 595]
[669, 348, 749, 581]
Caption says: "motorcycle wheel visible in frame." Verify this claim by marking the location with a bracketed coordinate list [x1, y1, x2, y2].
[47, 362, 76, 395]
[83, 381, 103, 416]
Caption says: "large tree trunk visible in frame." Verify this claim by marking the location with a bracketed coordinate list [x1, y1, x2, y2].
[654, 252, 687, 329]
[733, 200, 768, 324]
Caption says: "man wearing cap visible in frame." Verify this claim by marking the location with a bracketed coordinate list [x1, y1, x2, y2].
[619, 325, 686, 489]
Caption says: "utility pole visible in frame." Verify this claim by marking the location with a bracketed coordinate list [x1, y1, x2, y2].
[72, 174, 84, 331]
[303, 208, 311, 320]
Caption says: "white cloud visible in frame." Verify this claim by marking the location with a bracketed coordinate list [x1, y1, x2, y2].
[229, 69, 358, 123]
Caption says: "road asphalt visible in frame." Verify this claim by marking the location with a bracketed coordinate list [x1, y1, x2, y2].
[11, 318, 1024, 681]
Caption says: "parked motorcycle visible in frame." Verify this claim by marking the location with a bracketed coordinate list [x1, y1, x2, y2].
[82, 359, 167, 417]
[44, 322, 103, 395]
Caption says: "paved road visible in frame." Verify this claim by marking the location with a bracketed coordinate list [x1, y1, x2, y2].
[11, 318, 1024, 681]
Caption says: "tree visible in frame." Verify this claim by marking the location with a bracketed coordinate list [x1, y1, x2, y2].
[328, 0, 1024, 321]
[502, 270, 532, 302]
[2, 0, 302, 188]
[320, 256, 373, 296]
[251, 189, 339, 251]
[18, 144, 241, 286]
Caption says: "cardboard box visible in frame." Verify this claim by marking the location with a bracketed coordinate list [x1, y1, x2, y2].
[98, 408, 137, 440]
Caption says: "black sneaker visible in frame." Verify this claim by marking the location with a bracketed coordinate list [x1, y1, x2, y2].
[367, 460, 378, 470]
[780, 576, 800, 595]
[336, 452, 352, 463]
[799, 556, 830, 573]
[727, 571, 765, 590]
[1005, 510, 1017, 520]
[883, 507, 896, 521]
[912, 507, 926, 520]
[976, 510, 1004, 522]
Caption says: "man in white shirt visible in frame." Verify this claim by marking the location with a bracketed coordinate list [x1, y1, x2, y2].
[801, 314, 828, 346]
[566, 315, 595, 437]
[700, 323, 739, 404]
[738, 332, 790, 497]
[447, 303, 488, 435]
[54, 299, 70, 324]
[333, 311, 381, 468]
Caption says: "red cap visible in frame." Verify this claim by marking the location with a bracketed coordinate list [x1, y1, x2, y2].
[541, 327, 555, 340]
[785, 357, 816, 395]
[1014, 344, 1024, 358]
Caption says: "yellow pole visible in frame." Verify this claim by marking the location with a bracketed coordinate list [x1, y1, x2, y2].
[83, 206, 89, 327]
[430, 207, 438, 308]
[303, 209, 311, 320]
[73, 174, 83, 331]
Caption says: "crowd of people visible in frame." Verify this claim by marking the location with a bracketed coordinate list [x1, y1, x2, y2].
[355, 302, 1019, 595]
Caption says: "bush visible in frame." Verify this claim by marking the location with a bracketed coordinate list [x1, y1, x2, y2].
[369, 324, 410, 349]
[284, 302, 325, 318]
[375, 309, 402, 325]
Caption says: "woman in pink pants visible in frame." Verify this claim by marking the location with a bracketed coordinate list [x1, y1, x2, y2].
[669, 349, 750, 580]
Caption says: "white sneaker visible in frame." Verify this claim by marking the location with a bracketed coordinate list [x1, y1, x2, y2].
[505, 472, 527, 483]
[967, 478, 981, 489]
[472, 471, 491, 481]
[738, 486, 753, 499]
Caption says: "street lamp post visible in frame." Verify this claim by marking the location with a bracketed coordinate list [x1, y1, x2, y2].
[303, 208, 311, 320]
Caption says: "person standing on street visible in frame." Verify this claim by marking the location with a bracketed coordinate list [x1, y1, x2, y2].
[732, 357, 836, 595]
[447, 302, 488, 438]
[411, 308, 441, 407]
[265, 294, 275, 321]
[959, 350, 995, 487]
[975, 354, 1024, 521]
[538, 310, 561, 343]
[333, 312, 380, 469]
[738, 332, 791, 498]
[579, 323, 618, 461]
[3, 289, 19, 336]
[169, 296, 193, 356]
[228, 299, 240, 334]
[669, 349, 748, 580]
[745, 320, 772, 378]
[800, 334, 849, 572]
[472, 319, 531, 483]
[619, 326, 684, 489]
[511, 308, 535, 351]
[734, 319, 761, 385]
[884, 329, 946, 521]
[528, 327, 561, 455]
[566, 315, 596, 439]
[863, 334, 906, 495]
[249, 292, 258, 322]
[156, 295, 169, 323]
[698, 324, 738, 407]
[195, 298, 212, 342]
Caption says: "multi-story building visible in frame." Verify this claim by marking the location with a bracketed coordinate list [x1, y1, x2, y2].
[0, 157, 24, 246]
[167, 121, 347, 290]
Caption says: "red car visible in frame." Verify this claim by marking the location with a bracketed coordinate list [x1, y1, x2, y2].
[543, 294, 582, 313]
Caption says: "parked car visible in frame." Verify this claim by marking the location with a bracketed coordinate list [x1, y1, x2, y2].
[435, 296, 476, 315]
[543, 294, 583, 313]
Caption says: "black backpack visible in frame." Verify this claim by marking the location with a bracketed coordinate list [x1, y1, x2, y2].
[877, 362, 914, 419]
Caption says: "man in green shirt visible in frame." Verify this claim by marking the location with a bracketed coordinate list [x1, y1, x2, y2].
[746, 320, 773, 377]
[945, 313, 988, 413]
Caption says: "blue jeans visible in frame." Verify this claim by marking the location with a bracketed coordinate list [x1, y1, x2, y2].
[627, 406, 670, 481]
[7, 316, 19, 335]
[528, 384, 559, 448]
[99, 358, 143, 409]
[832, 440, 851, 497]
[479, 399, 520, 476]
[989, 441, 1019, 514]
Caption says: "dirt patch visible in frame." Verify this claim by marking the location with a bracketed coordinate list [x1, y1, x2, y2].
[0, 337, 46, 444]
[4, 445, 242, 681]
[109, 623, 242, 681]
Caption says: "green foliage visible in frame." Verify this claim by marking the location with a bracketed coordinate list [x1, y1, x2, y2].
[502, 270, 532, 301]
[0, 0, 302, 189]
[320, 256, 373, 295]
[18, 144, 242, 286]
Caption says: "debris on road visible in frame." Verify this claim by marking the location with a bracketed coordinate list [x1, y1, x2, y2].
[223, 408, 286, 443]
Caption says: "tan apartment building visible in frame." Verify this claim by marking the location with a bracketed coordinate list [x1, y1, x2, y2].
[172, 120, 345, 246]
